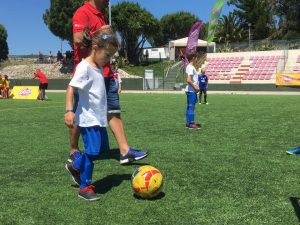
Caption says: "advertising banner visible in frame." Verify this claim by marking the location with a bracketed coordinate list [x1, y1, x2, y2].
[11, 86, 39, 100]
[276, 73, 300, 86]
[207, 0, 225, 43]
[184, 21, 202, 69]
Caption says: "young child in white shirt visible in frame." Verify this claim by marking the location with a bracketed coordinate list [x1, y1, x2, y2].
[64, 25, 118, 201]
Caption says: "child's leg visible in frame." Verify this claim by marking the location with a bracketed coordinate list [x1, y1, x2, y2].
[199, 89, 203, 103]
[186, 92, 197, 125]
[204, 89, 207, 103]
[42, 88, 45, 99]
[79, 153, 95, 189]
[3, 88, 7, 98]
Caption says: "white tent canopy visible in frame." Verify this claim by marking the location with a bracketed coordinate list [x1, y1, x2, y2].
[168, 37, 216, 60]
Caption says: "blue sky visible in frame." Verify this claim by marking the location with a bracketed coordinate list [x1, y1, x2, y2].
[0, 0, 233, 55]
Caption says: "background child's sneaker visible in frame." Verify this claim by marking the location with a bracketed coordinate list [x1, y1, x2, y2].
[188, 124, 201, 129]
[120, 148, 148, 165]
[286, 146, 300, 155]
[65, 162, 81, 185]
[78, 185, 100, 201]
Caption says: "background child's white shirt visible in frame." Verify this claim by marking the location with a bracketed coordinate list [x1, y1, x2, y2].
[185, 64, 198, 92]
[69, 59, 107, 127]
[118, 75, 122, 84]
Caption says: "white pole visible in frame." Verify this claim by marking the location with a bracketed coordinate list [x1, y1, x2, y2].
[248, 23, 251, 48]
[109, 0, 112, 25]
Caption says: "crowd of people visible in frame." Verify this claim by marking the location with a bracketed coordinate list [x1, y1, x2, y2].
[37, 50, 74, 65]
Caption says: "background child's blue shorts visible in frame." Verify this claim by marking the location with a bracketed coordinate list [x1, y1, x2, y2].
[105, 77, 121, 114]
[79, 126, 109, 156]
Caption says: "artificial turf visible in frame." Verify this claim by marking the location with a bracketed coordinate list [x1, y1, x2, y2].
[0, 93, 300, 224]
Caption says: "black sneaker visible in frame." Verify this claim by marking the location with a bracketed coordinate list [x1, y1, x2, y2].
[120, 148, 148, 165]
[65, 162, 81, 186]
[78, 185, 100, 201]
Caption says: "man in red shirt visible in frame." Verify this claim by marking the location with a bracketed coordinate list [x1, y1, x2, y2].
[65, 0, 148, 184]
[33, 69, 48, 100]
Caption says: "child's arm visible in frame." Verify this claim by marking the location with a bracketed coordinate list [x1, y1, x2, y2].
[64, 85, 76, 128]
[187, 75, 199, 93]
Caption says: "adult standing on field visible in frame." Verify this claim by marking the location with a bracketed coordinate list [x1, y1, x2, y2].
[33, 69, 48, 100]
[66, 0, 148, 180]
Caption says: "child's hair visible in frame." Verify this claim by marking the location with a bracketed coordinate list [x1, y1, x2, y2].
[4, 75, 8, 79]
[186, 51, 198, 62]
[82, 25, 119, 54]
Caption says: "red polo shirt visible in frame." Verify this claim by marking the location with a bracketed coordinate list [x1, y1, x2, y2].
[73, 2, 111, 77]
[34, 72, 48, 84]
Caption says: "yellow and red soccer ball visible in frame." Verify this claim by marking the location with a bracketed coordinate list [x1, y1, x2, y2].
[131, 165, 163, 199]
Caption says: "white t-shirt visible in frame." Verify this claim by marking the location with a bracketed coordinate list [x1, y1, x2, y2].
[185, 64, 198, 92]
[69, 59, 107, 127]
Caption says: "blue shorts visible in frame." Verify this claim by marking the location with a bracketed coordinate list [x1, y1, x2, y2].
[79, 126, 109, 156]
[105, 77, 121, 114]
[186, 92, 197, 105]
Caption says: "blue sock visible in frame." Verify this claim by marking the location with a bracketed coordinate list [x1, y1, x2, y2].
[73, 154, 83, 170]
[80, 153, 94, 189]
[186, 104, 195, 124]
[74, 150, 82, 159]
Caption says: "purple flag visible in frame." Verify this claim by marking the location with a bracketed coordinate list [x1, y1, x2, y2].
[184, 21, 202, 69]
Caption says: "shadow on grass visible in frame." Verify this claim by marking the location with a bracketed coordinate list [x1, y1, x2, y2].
[133, 192, 165, 201]
[290, 197, 300, 223]
[93, 173, 131, 194]
[100, 148, 149, 166]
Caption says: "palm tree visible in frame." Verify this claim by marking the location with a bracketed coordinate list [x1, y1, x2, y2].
[215, 13, 245, 44]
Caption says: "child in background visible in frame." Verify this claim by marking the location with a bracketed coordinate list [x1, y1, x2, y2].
[0, 75, 4, 98]
[3, 75, 10, 98]
[111, 64, 122, 94]
[185, 51, 201, 129]
[64, 25, 119, 201]
[198, 68, 208, 104]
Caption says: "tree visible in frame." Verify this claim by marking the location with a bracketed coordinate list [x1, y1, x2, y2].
[228, 0, 275, 40]
[270, 0, 300, 39]
[160, 12, 200, 44]
[215, 13, 245, 43]
[0, 24, 9, 61]
[111, 2, 160, 64]
[43, 0, 83, 45]
[199, 22, 208, 41]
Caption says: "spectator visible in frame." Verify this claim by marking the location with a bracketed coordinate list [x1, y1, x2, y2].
[33, 69, 48, 100]
[145, 49, 149, 62]
[66, 51, 72, 64]
[3, 75, 10, 99]
[56, 50, 63, 64]
[0, 75, 4, 98]
[38, 51, 43, 63]
[48, 51, 54, 64]
[111, 64, 122, 94]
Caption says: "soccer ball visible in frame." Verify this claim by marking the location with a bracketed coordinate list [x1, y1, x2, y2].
[131, 165, 163, 199]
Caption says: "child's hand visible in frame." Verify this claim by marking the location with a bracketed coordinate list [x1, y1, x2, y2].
[65, 112, 75, 128]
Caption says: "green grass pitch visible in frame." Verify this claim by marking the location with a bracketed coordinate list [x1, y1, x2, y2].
[0, 93, 300, 224]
